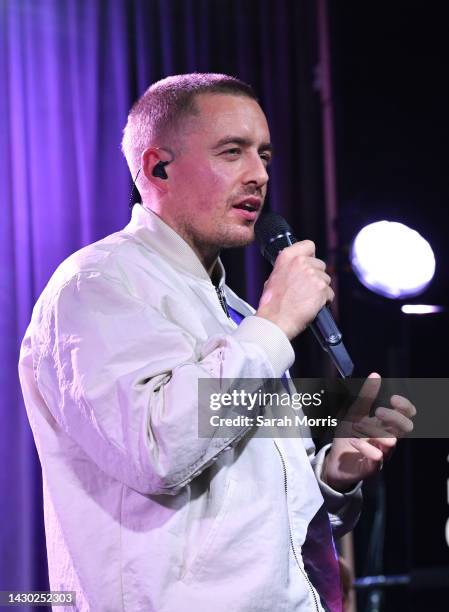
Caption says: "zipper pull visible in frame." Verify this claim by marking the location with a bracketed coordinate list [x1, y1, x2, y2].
[215, 286, 230, 318]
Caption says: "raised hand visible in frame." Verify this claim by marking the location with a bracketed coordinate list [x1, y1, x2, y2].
[323, 373, 416, 491]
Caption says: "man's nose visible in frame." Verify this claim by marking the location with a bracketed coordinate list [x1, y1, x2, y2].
[242, 152, 269, 188]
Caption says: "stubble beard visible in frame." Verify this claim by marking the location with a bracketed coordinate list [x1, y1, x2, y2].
[191, 217, 256, 254]
[174, 200, 258, 251]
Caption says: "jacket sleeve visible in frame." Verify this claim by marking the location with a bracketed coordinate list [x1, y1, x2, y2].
[281, 376, 363, 537]
[311, 444, 363, 538]
[28, 271, 294, 496]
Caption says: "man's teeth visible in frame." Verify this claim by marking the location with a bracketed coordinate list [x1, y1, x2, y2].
[234, 201, 257, 212]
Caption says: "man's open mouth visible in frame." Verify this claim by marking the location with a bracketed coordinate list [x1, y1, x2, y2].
[232, 197, 261, 213]
[233, 203, 258, 212]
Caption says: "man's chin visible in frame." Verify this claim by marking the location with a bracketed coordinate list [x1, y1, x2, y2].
[220, 227, 256, 249]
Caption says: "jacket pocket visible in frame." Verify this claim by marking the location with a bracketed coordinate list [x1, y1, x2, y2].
[180, 476, 237, 584]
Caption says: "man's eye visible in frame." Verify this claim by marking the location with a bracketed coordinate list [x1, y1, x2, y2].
[222, 148, 241, 156]
[260, 152, 272, 165]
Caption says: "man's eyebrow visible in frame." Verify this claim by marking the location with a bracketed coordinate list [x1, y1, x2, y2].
[212, 136, 274, 154]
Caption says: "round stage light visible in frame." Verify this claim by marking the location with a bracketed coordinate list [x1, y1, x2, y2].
[350, 221, 435, 299]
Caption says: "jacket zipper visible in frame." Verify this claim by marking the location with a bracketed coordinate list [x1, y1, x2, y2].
[273, 440, 320, 612]
[215, 286, 230, 318]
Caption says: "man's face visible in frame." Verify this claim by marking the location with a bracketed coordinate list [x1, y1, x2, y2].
[161, 93, 272, 263]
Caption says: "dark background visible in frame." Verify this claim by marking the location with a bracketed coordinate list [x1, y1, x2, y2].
[327, 3, 449, 610]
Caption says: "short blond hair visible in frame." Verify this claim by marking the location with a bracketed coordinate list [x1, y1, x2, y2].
[121, 73, 257, 178]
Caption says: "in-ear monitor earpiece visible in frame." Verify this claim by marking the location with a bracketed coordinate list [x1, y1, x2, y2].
[152, 161, 169, 180]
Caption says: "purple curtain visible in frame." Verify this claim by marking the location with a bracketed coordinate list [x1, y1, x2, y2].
[0, 0, 324, 597]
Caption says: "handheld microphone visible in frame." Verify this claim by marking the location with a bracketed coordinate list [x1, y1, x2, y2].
[254, 211, 354, 378]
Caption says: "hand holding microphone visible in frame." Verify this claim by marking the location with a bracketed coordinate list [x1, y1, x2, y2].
[256, 239, 334, 340]
[254, 212, 354, 378]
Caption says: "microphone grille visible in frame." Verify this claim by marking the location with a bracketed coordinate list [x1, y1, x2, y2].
[254, 211, 293, 246]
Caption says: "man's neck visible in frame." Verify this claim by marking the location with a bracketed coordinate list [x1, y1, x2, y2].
[142, 202, 220, 279]
[192, 241, 220, 282]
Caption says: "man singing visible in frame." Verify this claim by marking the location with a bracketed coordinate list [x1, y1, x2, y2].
[19, 73, 415, 611]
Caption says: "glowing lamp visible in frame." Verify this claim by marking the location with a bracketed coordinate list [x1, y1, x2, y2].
[401, 304, 443, 315]
[350, 221, 435, 299]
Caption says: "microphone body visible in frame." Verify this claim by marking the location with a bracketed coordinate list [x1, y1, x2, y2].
[255, 212, 354, 378]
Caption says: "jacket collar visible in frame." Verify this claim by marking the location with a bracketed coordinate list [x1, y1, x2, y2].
[125, 204, 226, 286]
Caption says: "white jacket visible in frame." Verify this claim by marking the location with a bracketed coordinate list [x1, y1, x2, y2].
[19, 204, 361, 612]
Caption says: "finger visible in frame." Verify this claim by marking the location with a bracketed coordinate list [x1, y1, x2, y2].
[353, 417, 397, 440]
[352, 417, 395, 438]
[375, 407, 414, 435]
[298, 239, 315, 256]
[284, 240, 315, 258]
[356, 434, 397, 452]
[349, 438, 384, 462]
[308, 258, 327, 272]
[347, 373, 382, 421]
[305, 267, 331, 284]
[313, 270, 332, 286]
[390, 395, 417, 418]
[367, 437, 397, 462]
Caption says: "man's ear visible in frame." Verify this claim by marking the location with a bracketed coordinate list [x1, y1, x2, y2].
[140, 147, 165, 189]
[141, 147, 170, 189]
